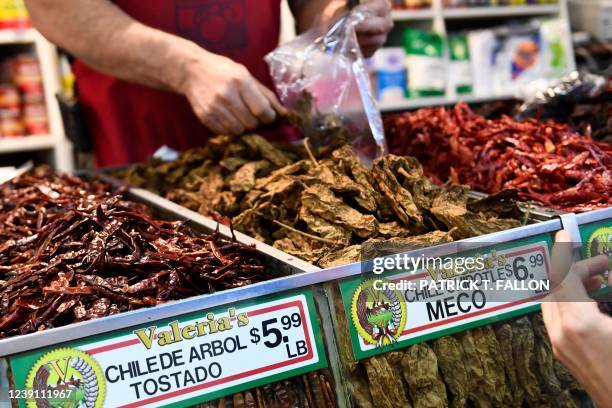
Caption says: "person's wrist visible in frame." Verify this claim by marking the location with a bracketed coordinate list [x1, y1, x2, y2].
[169, 39, 207, 96]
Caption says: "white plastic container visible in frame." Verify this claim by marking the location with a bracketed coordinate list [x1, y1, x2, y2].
[372, 47, 407, 103]
[569, 0, 612, 40]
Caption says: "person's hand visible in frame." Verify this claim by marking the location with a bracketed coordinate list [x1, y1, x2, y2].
[354, 0, 393, 57]
[179, 50, 285, 135]
[542, 230, 612, 408]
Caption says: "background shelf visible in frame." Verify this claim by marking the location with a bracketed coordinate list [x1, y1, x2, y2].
[391, 5, 562, 21]
[279, 0, 574, 114]
[380, 0, 573, 113]
[0, 135, 55, 153]
[442, 4, 561, 19]
[392, 9, 436, 21]
[378, 94, 515, 112]
[0, 25, 73, 171]
[0, 28, 36, 44]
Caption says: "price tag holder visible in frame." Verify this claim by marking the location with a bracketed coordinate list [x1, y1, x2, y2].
[9, 289, 327, 408]
[339, 236, 554, 360]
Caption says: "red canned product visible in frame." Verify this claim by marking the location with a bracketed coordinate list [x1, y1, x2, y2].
[0, 116, 25, 137]
[21, 88, 44, 105]
[17, 80, 43, 95]
[22, 103, 48, 134]
[0, 84, 19, 108]
[11, 54, 43, 93]
[0, 106, 20, 119]
[23, 118, 48, 135]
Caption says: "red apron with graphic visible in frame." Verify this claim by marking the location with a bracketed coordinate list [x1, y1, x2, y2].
[73, 0, 281, 167]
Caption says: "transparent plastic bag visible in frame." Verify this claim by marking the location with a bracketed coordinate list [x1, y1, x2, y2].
[516, 71, 607, 120]
[266, 9, 387, 161]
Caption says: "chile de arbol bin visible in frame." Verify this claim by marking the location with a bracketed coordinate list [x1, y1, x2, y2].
[0, 167, 274, 339]
[384, 103, 612, 213]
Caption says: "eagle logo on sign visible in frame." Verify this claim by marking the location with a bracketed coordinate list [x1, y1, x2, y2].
[587, 227, 612, 258]
[351, 279, 407, 348]
[25, 348, 106, 408]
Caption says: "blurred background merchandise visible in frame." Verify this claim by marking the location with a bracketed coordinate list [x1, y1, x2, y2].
[0, 0, 608, 172]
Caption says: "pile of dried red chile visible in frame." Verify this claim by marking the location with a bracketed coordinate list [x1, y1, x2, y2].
[0, 167, 270, 338]
[385, 103, 612, 213]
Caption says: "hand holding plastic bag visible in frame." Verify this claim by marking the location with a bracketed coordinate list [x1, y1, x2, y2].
[266, 8, 386, 160]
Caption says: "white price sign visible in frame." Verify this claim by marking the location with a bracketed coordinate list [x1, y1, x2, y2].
[343, 241, 551, 359]
[12, 291, 326, 408]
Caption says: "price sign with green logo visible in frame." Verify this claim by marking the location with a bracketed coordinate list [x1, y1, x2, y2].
[9, 290, 326, 408]
[339, 236, 554, 360]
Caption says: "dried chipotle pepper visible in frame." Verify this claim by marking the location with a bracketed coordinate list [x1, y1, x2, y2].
[123, 141, 522, 268]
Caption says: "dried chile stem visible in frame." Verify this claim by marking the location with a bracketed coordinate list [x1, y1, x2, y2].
[303, 138, 319, 167]
[270, 218, 342, 245]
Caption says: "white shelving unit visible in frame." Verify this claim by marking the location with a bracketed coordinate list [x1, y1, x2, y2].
[0, 28, 72, 171]
[0, 134, 56, 153]
[0, 27, 36, 44]
[443, 4, 561, 18]
[392, 8, 436, 20]
[381, 0, 575, 112]
[378, 93, 515, 112]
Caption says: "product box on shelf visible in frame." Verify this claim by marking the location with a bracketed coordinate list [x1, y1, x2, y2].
[569, 0, 612, 40]
[372, 48, 407, 103]
[0, 54, 48, 138]
[404, 29, 446, 98]
[0, 0, 29, 30]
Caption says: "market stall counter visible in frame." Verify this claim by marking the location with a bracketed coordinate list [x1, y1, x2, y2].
[114, 138, 611, 407]
[0, 163, 610, 407]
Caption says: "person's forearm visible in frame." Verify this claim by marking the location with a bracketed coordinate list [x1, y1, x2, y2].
[25, 0, 201, 93]
[288, 0, 345, 33]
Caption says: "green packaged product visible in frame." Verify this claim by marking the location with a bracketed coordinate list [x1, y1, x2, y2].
[403, 29, 445, 97]
[448, 35, 473, 95]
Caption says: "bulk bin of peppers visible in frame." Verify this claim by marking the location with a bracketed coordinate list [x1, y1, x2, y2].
[0, 106, 610, 408]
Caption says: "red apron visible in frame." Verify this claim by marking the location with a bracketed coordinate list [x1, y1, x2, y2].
[73, 0, 281, 167]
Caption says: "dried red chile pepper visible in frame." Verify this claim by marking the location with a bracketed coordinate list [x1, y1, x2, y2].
[0, 167, 271, 338]
[385, 103, 612, 212]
